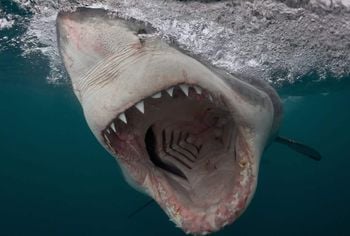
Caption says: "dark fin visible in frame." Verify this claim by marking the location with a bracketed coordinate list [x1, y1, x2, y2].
[275, 136, 322, 161]
[128, 199, 155, 218]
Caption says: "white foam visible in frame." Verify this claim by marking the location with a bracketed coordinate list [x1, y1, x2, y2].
[310, 0, 350, 8]
[17, 0, 350, 85]
[88, 3, 109, 9]
[0, 18, 15, 30]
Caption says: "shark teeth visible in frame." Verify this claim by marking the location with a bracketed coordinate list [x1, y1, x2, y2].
[105, 84, 216, 133]
[194, 86, 202, 94]
[111, 122, 116, 132]
[118, 113, 127, 124]
[135, 101, 145, 114]
[166, 87, 174, 97]
[179, 84, 189, 96]
[152, 92, 162, 98]
[104, 134, 110, 144]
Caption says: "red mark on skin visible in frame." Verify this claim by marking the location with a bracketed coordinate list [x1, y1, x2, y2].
[71, 27, 82, 50]
[66, 53, 75, 70]
[131, 42, 142, 50]
[62, 17, 111, 58]
[61, 17, 87, 52]
[60, 18, 81, 50]
[92, 41, 106, 55]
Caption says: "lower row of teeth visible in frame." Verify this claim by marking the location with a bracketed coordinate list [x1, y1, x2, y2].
[107, 84, 213, 129]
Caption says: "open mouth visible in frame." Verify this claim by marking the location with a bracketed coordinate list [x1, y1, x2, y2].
[101, 84, 255, 233]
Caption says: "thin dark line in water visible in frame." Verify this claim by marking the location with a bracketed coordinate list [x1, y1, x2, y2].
[128, 199, 155, 218]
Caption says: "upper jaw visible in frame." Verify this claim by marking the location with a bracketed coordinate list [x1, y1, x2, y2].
[57, 8, 274, 149]
[83, 57, 274, 152]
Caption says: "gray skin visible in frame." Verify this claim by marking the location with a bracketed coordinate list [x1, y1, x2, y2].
[57, 8, 282, 235]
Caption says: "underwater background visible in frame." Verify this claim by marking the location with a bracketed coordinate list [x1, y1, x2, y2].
[1, 0, 350, 235]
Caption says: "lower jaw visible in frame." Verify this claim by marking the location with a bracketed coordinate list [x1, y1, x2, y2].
[147, 155, 256, 234]
[103, 125, 256, 234]
[112, 141, 256, 234]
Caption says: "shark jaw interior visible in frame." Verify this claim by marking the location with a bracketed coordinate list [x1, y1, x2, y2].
[101, 83, 255, 234]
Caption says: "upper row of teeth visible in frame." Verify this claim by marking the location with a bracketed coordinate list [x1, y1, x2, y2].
[109, 84, 212, 127]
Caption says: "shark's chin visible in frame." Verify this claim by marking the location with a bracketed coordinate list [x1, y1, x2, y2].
[101, 83, 257, 234]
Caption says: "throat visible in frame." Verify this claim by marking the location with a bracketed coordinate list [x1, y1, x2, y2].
[143, 104, 238, 206]
[144, 108, 236, 179]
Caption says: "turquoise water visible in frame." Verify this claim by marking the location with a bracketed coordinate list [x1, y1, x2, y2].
[2, 54, 350, 236]
[1, 5, 350, 236]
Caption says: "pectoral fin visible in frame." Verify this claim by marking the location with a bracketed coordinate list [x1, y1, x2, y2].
[275, 136, 322, 161]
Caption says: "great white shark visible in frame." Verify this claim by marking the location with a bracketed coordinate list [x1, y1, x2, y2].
[56, 7, 321, 235]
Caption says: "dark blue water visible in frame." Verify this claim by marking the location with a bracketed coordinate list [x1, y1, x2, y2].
[1, 3, 350, 236]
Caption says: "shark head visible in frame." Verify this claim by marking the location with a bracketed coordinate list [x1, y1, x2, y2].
[57, 8, 282, 234]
